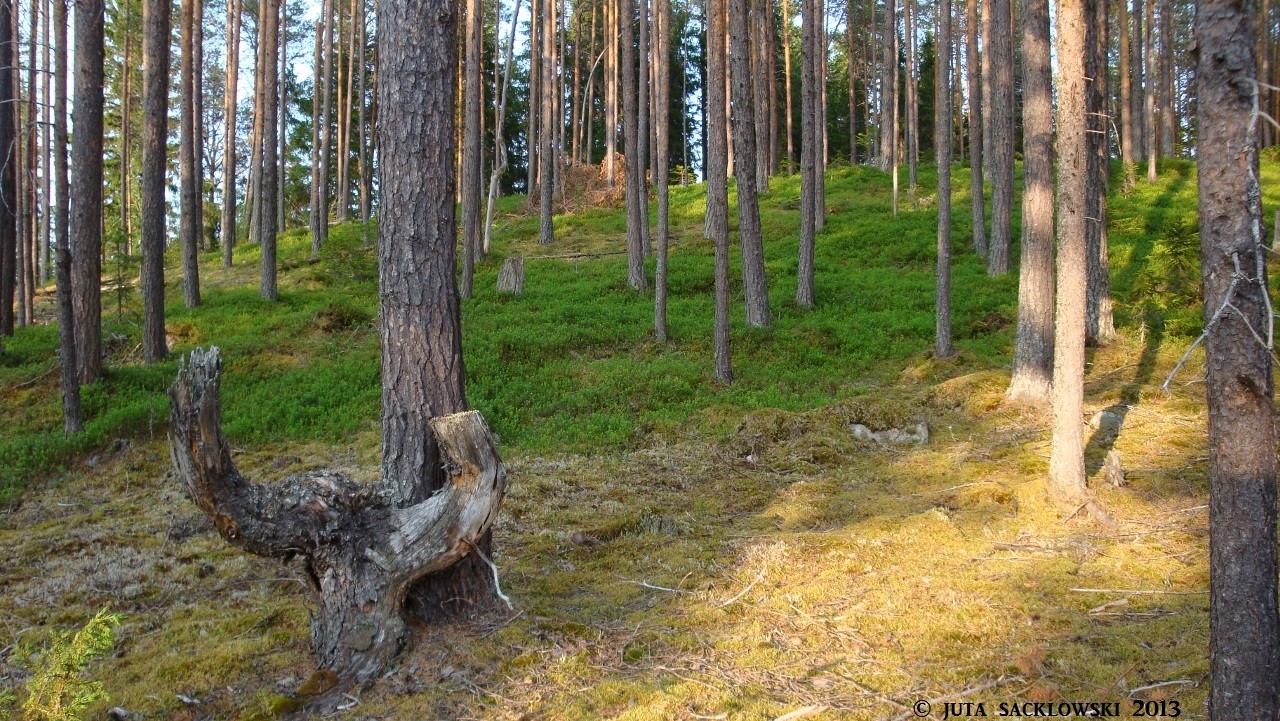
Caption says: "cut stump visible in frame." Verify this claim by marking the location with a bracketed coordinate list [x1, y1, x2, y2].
[168, 347, 507, 697]
[497, 256, 524, 295]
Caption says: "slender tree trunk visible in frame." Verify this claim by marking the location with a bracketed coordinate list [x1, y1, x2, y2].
[782, 0, 794, 172]
[141, 0, 170, 361]
[966, 0, 985, 258]
[357, 0, 370, 246]
[120, 15, 131, 258]
[621, 0, 645, 284]
[1085, 0, 1115, 346]
[654, 0, 670, 341]
[484, 0, 522, 253]
[796, 0, 816, 308]
[813, 0, 824, 229]
[890, 0, 899, 214]
[311, 0, 335, 257]
[985, 0, 1012, 275]
[460, 0, 482, 296]
[180, 0, 202, 308]
[259, 0, 279, 299]
[706, 0, 731, 381]
[604, 0, 615, 184]
[729, 0, 768, 326]
[1049, 0, 1088, 504]
[1157, 0, 1173, 155]
[221, 0, 240, 267]
[1196, 4, 1280, 718]
[1119, 0, 1135, 189]
[1143, 0, 1155, 180]
[539, 0, 556, 245]
[905, 0, 918, 195]
[750, 0, 769, 191]
[879, 0, 895, 171]
[70, 0, 104, 384]
[39, 0, 49, 285]
[194, 0, 206, 248]
[847, 0, 856, 164]
[636, 0, 651, 253]
[935, 0, 953, 358]
[0, 0, 17, 338]
[244, 4, 264, 245]
[1007, 0, 1052, 402]
[1130, 0, 1144, 160]
[53, 0, 78, 429]
[277, 0, 287, 233]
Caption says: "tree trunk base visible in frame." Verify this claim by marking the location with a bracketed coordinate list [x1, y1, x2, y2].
[167, 347, 508, 698]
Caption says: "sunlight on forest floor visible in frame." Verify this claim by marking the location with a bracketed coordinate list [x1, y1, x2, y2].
[0, 159, 1235, 719]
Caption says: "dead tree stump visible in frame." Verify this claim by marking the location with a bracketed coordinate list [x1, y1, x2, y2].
[168, 347, 507, 691]
[497, 256, 524, 295]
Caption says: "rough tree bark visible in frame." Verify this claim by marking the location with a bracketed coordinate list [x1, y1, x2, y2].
[221, 0, 240, 268]
[539, 0, 556, 246]
[141, 0, 169, 362]
[966, 0, 986, 259]
[706, 0, 732, 382]
[985, 0, 1013, 276]
[654, 0, 671, 341]
[0, 0, 15, 339]
[796, 0, 817, 308]
[259, 0, 280, 300]
[1158, 0, 1173, 155]
[1007, 0, 1053, 403]
[1131, 0, 1144, 161]
[169, 349, 506, 695]
[905, 0, 918, 196]
[483, 0, 523, 254]
[1195, 3, 1280, 718]
[1119, 0, 1136, 190]
[311, 0, 335, 258]
[377, 0, 500, 619]
[621, 0, 645, 286]
[460, 0, 482, 296]
[935, 0, 953, 358]
[180, 0, 202, 308]
[70, 0, 104, 384]
[730, 0, 769, 327]
[1085, 0, 1115, 346]
[53, 0, 79, 431]
[1049, 0, 1089, 505]
[880, 0, 895, 173]
[782, 0, 794, 171]
[1144, 0, 1156, 180]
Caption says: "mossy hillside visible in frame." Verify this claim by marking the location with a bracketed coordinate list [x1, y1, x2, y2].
[0, 159, 1238, 719]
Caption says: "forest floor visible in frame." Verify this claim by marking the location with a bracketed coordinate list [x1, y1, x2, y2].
[0, 158, 1235, 719]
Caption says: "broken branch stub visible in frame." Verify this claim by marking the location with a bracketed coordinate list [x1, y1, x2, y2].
[168, 347, 508, 687]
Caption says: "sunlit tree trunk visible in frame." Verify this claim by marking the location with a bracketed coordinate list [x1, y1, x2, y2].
[1008, 0, 1053, 402]
[729, 0, 769, 326]
[259, 0, 279, 300]
[179, 0, 202, 307]
[1119, 0, 1135, 189]
[796, 0, 817, 307]
[222, 0, 241, 267]
[1085, 0, 1115, 346]
[1195, 4, 1280, 717]
[460, 0, 482, 297]
[985, 0, 1013, 275]
[1049, 0, 1089, 505]
[966, 0, 985, 258]
[654, 0, 670, 341]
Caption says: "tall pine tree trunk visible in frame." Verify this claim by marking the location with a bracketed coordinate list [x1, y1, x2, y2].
[1157, 0, 1173, 155]
[179, 0, 202, 308]
[141, 0, 169, 361]
[796, 0, 817, 307]
[539, 0, 556, 245]
[53, 0, 79, 430]
[935, 0, 953, 358]
[985, 0, 1013, 275]
[221, 0, 241, 267]
[782, 0, 794, 172]
[1007, 0, 1052, 402]
[706, 0, 732, 382]
[311, 0, 335, 258]
[1195, 4, 1280, 717]
[729, 0, 768, 326]
[1143, 0, 1155, 180]
[1119, 0, 1135, 189]
[70, 0, 104, 384]
[654, 0, 670, 341]
[259, 0, 279, 300]
[1049, 0, 1089, 504]
[460, 0, 482, 296]
[966, 0, 985, 258]
[2, 0, 20, 339]
[1085, 0, 1115, 345]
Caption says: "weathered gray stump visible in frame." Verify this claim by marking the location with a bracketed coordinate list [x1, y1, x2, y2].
[496, 256, 524, 295]
[168, 347, 507, 693]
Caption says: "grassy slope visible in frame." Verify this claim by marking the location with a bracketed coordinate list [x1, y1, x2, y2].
[0, 158, 1238, 719]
